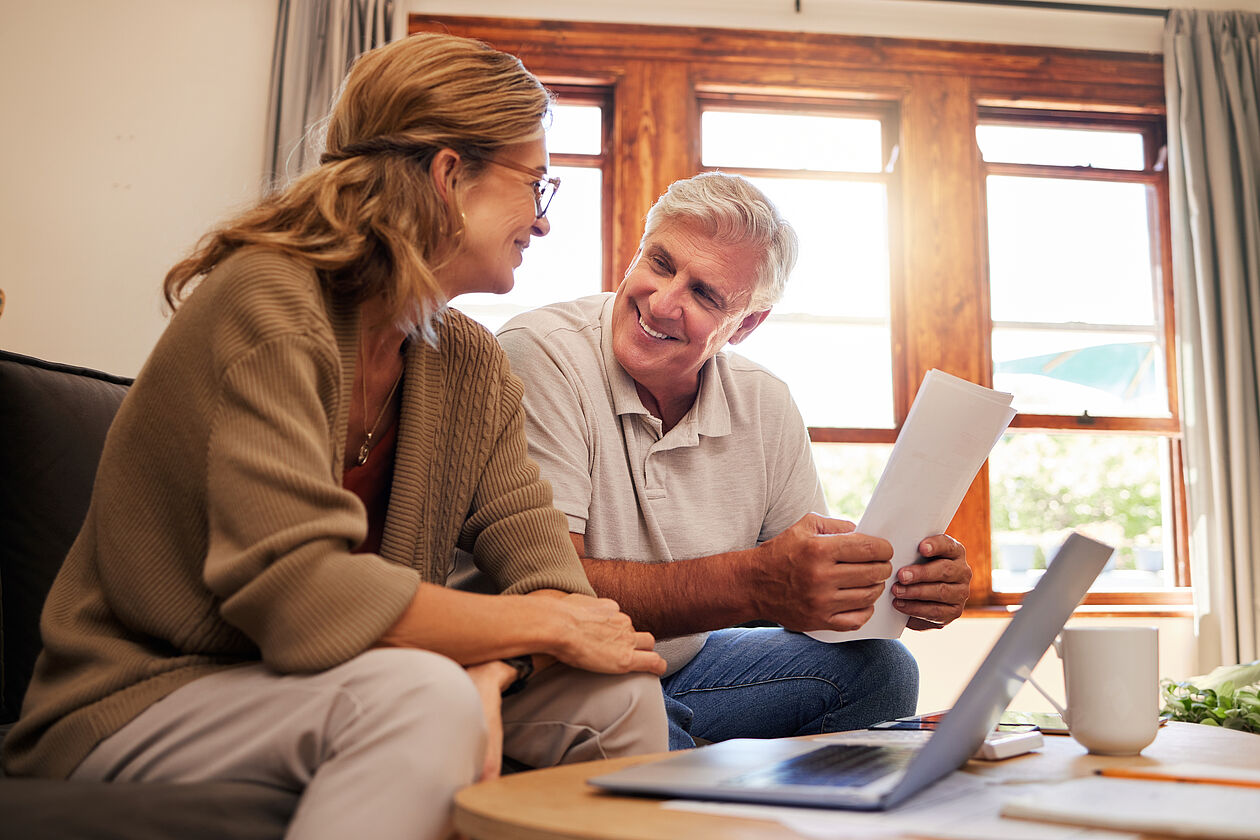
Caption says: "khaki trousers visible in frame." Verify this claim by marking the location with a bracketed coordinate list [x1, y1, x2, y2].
[72, 648, 666, 840]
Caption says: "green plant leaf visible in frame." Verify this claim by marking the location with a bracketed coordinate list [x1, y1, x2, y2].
[1160, 662, 1260, 734]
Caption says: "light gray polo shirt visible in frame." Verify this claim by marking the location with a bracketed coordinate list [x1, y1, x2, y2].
[498, 294, 827, 675]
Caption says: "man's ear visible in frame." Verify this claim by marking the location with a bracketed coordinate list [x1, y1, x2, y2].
[429, 148, 461, 202]
[728, 309, 771, 345]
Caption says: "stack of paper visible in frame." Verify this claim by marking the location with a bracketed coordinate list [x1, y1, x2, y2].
[1001, 776, 1260, 839]
[809, 369, 1015, 643]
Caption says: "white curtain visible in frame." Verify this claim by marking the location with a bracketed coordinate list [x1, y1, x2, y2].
[265, 0, 395, 188]
[1164, 9, 1260, 670]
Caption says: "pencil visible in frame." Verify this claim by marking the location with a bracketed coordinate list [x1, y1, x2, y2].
[1095, 765, 1260, 789]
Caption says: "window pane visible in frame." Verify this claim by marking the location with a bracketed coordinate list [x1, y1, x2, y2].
[730, 175, 893, 428]
[993, 329, 1168, 417]
[977, 124, 1145, 169]
[987, 177, 1157, 325]
[702, 110, 884, 172]
[749, 178, 889, 318]
[738, 319, 894, 428]
[989, 433, 1174, 592]
[986, 175, 1168, 416]
[547, 103, 602, 155]
[453, 165, 602, 333]
[812, 442, 893, 520]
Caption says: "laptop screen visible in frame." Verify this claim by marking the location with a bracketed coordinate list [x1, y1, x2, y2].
[887, 532, 1113, 805]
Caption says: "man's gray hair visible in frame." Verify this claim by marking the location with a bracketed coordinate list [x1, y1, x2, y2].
[641, 172, 799, 311]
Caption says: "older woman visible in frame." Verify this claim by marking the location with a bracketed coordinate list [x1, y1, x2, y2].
[2, 33, 666, 840]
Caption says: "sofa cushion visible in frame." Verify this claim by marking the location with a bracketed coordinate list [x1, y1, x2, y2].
[0, 351, 132, 723]
[0, 778, 297, 839]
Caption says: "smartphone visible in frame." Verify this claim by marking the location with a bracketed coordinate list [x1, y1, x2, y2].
[998, 710, 1070, 735]
[868, 711, 947, 730]
[869, 711, 1039, 734]
[867, 711, 1044, 760]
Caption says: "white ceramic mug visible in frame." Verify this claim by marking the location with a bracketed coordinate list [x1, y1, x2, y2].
[1035, 626, 1160, 755]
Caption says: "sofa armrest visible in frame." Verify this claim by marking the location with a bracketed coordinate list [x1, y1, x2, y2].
[0, 351, 132, 723]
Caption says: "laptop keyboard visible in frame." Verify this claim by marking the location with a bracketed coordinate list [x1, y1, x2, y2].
[727, 744, 918, 788]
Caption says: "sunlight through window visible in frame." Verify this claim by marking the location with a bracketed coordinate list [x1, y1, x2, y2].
[702, 105, 896, 429]
[981, 118, 1177, 594]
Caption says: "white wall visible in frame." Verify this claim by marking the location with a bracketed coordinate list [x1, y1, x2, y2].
[0, 0, 277, 376]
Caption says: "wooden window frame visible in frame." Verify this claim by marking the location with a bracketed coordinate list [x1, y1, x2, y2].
[976, 107, 1188, 607]
[409, 14, 1189, 611]
[979, 106, 1178, 437]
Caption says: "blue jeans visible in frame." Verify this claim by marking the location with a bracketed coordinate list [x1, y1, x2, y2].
[659, 628, 919, 750]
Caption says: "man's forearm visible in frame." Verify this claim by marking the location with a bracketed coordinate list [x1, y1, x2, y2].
[579, 551, 765, 638]
[574, 516, 902, 637]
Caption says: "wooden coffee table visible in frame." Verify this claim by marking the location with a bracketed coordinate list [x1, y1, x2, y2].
[454, 722, 1260, 840]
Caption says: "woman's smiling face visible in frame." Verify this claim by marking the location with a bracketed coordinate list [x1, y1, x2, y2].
[440, 136, 551, 299]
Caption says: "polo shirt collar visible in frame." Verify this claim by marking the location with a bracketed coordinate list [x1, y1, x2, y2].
[598, 294, 733, 441]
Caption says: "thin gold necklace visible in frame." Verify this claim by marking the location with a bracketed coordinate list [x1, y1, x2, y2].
[356, 342, 404, 467]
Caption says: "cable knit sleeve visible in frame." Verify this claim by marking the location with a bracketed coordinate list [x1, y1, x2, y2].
[451, 326, 594, 597]
[205, 334, 419, 672]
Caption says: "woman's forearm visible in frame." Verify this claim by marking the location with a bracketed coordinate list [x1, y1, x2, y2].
[375, 582, 666, 677]
[374, 582, 570, 664]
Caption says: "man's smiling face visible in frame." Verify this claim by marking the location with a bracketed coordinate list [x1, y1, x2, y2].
[610, 219, 768, 412]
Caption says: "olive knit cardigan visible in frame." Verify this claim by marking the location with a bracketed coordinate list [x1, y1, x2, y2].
[3, 248, 591, 779]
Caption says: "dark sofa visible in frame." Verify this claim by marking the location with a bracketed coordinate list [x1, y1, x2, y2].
[0, 350, 296, 839]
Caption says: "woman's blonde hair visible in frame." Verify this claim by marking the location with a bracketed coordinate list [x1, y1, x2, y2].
[163, 33, 552, 339]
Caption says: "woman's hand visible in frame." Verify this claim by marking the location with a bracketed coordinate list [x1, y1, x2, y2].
[544, 594, 667, 676]
[463, 660, 517, 781]
[372, 584, 665, 676]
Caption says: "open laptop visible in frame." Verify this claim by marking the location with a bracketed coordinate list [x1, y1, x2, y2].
[590, 532, 1113, 811]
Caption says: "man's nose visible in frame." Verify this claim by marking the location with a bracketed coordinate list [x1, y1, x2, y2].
[531, 214, 551, 237]
[648, 277, 685, 320]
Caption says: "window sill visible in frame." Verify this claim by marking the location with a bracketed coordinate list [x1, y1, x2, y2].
[962, 603, 1194, 619]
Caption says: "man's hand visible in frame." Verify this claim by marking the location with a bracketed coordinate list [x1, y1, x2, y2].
[464, 660, 517, 781]
[547, 594, 667, 676]
[892, 535, 971, 630]
[750, 513, 893, 632]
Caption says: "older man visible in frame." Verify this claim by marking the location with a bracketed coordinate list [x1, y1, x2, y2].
[497, 172, 971, 749]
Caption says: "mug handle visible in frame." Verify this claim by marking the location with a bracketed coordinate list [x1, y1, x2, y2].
[1025, 669, 1070, 726]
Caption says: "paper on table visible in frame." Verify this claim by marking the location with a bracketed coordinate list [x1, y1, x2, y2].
[809, 369, 1015, 643]
[662, 771, 989, 840]
[663, 772, 1132, 840]
[1001, 776, 1260, 839]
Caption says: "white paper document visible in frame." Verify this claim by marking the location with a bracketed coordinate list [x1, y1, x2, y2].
[1001, 776, 1260, 840]
[664, 773, 1132, 840]
[808, 369, 1015, 643]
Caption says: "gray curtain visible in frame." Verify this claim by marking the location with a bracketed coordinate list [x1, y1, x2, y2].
[265, 0, 395, 188]
[1164, 9, 1260, 670]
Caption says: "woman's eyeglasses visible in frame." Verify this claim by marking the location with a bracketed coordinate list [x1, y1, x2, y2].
[477, 156, 561, 219]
